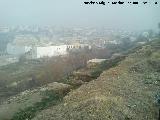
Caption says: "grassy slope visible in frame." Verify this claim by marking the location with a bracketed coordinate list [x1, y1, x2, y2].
[33, 39, 160, 120]
[0, 82, 71, 120]
[0, 61, 43, 100]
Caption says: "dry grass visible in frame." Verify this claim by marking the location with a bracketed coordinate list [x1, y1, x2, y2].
[33, 39, 160, 120]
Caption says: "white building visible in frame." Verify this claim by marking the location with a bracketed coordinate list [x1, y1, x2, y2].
[32, 45, 68, 58]
[87, 58, 106, 64]
[7, 42, 91, 59]
[32, 44, 91, 59]
[87, 58, 106, 68]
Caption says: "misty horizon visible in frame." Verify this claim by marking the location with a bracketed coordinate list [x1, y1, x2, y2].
[0, 0, 160, 31]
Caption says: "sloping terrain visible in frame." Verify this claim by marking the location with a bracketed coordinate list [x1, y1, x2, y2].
[33, 39, 160, 120]
[0, 51, 117, 120]
[0, 82, 71, 120]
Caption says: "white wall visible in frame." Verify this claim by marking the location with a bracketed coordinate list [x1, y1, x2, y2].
[34, 45, 68, 58]
[7, 43, 91, 59]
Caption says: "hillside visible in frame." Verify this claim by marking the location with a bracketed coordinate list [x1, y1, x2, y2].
[0, 82, 71, 120]
[32, 39, 160, 120]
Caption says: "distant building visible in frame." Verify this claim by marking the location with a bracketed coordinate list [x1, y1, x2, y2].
[137, 42, 146, 45]
[31, 45, 68, 58]
[67, 43, 91, 50]
[32, 44, 91, 59]
[87, 58, 106, 68]
[105, 40, 119, 45]
[111, 53, 122, 59]
[7, 41, 91, 59]
[87, 58, 106, 63]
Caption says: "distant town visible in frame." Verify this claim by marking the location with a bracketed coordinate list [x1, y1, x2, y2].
[0, 25, 157, 66]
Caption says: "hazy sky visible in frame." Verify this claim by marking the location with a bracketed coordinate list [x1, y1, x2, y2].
[0, 0, 160, 30]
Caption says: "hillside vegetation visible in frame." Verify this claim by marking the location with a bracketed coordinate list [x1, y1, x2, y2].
[6, 53, 122, 120]
[0, 82, 71, 120]
[33, 39, 160, 120]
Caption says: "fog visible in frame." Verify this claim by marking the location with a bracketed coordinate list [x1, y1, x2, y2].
[0, 0, 160, 30]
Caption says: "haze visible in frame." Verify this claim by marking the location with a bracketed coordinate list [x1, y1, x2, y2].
[0, 0, 160, 30]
